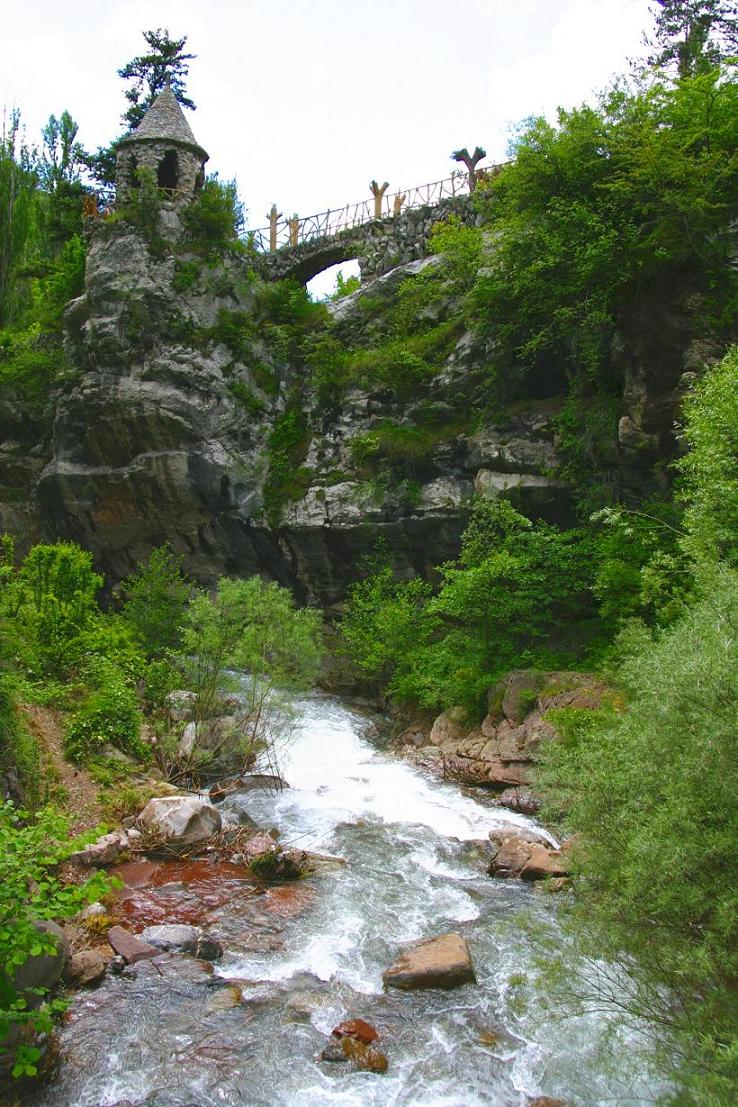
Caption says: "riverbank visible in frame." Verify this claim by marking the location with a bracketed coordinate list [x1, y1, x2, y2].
[19, 691, 661, 1107]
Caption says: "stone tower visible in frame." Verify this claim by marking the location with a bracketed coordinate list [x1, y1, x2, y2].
[115, 83, 209, 207]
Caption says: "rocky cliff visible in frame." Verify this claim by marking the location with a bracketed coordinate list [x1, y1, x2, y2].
[0, 205, 712, 604]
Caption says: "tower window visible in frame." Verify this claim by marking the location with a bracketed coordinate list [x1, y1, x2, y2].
[157, 150, 179, 191]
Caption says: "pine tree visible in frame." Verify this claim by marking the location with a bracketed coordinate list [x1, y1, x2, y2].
[118, 28, 196, 130]
[647, 0, 738, 76]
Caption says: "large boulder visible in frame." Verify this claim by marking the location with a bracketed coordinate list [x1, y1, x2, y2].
[383, 932, 476, 990]
[12, 921, 69, 1004]
[488, 831, 569, 882]
[429, 707, 469, 749]
[138, 795, 221, 848]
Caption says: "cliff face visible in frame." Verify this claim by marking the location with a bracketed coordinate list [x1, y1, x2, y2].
[6, 209, 708, 604]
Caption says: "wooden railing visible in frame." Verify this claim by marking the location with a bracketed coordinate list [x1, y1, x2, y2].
[246, 163, 505, 253]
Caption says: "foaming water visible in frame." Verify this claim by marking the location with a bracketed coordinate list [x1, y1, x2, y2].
[34, 692, 663, 1107]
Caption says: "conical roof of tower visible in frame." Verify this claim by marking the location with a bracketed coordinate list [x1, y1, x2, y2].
[119, 84, 208, 159]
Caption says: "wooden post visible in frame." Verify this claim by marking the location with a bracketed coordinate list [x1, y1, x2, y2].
[370, 180, 390, 219]
[288, 214, 300, 247]
[450, 146, 487, 192]
[393, 192, 407, 216]
[268, 204, 282, 251]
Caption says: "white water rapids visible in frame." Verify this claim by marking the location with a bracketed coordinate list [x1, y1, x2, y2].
[35, 693, 661, 1107]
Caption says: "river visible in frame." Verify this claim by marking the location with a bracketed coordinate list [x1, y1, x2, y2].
[34, 693, 660, 1106]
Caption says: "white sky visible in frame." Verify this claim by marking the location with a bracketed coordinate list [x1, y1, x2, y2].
[2, 0, 654, 292]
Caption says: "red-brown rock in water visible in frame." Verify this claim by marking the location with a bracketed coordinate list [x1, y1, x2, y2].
[527, 1097, 567, 1107]
[332, 1018, 379, 1044]
[341, 1036, 389, 1073]
[488, 833, 569, 882]
[496, 787, 542, 816]
[107, 925, 158, 964]
[383, 932, 476, 990]
[242, 833, 279, 860]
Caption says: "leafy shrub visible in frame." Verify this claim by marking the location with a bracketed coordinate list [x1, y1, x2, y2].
[680, 345, 738, 566]
[182, 175, 244, 250]
[263, 407, 312, 525]
[13, 542, 103, 676]
[227, 377, 265, 416]
[343, 499, 595, 713]
[120, 543, 192, 659]
[538, 566, 738, 1103]
[0, 802, 109, 1078]
[64, 664, 145, 764]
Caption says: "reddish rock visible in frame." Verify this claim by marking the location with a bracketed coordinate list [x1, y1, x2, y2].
[429, 707, 469, 748]
[528, 1097, 566, 1107]
[107, 925, 159, 964]
[496, 787, 542, 816]
[488, 833, 569, 883]
[65, 946, 110, 986]
[242, 833, 279, 859]
[341, 1036, 389, 1073]
[383, 932, 475, 990]
[332, 1018, 379, 1044]
[521, 843, 569, 881]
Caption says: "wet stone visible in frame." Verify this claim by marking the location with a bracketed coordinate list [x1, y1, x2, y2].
[107, 925, 158, 964]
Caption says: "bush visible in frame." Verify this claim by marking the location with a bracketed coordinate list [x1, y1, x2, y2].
[120, 543, 192, 659]
[64, 663, 145, 764]
[182, 175, 244, 250]
[342, 499, 595, 713]
[538, 566, 738, 1103]
[0, 802, 109, 1078]
[680, 346, 738, 566]
[176, 576, 322, 781]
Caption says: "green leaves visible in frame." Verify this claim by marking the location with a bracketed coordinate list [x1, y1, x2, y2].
[342, 498, 594, 714]
[680, 346, 738, 565]
[539, 566, 738, 1101]
[0, 800, 113, 1074]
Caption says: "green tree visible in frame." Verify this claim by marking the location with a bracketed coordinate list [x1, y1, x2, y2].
[539, 567, 738, 1104]
[679, 346, 738, 564]
[343, 500, 594, 713]
[120, 544, 192, 658]
[118, 28, 196, 130]
[0, 112, 39, 327]
[37, 111, 85, 254]
[178, 577, 322, 778]
[647, 0, 738, 77]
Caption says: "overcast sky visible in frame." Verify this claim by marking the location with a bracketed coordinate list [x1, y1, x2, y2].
[3, 0, 655, 290]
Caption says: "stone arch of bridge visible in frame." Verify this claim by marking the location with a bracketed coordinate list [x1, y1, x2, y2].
[275, 238, 365, 285]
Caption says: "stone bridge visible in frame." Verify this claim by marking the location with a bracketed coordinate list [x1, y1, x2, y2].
[249, 159, 505, 285]
[254, 194, 478, 284]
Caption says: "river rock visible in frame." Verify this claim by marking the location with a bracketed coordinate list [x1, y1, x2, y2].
[496, 787, 542, 816]
[139, 923, 223, 961]
[13, 921, 69, 1003]
[340, 1036, 389, 1073]
[488, 832, 569, 882]
[167, 689, 198, 721]
[429, 706, 468, 748]
[319, 1039, 348, 1063]
[332, 1018, 379, 1044]
[107, 925, 159, 964]
[69, 828, 131, 866]
[65, 946, 110, 986]
[528, 1098, 567, 1107]
[383, 932, 476, 990]
[138, 795, 222, 847]
[242, 833, 279, 859]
